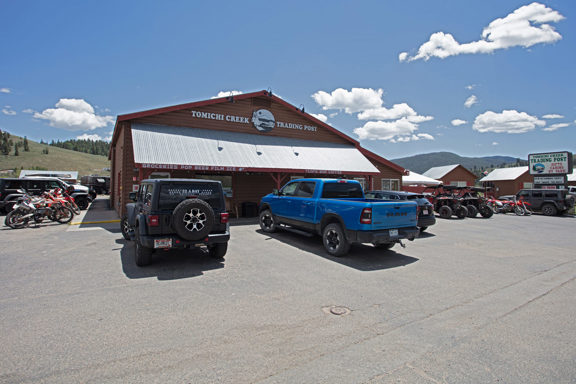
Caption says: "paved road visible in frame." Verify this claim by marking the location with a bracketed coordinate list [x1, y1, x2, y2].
[1, 202, 575, 383]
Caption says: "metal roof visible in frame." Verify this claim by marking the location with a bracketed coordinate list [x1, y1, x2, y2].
[19, 170, 79, 180]
[422, 164, 460, 179]
[131, 123, 379, 175]
[479, 166, 528, 182]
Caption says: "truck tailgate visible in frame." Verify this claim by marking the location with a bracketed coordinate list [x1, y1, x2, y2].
[371, 201, 417, 230]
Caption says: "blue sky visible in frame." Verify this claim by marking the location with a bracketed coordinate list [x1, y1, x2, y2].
[1, 0, 574, 160]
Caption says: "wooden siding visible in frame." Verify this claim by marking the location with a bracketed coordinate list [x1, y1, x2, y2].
[133, 97, 351, 145]
[440, 166, 477, 186]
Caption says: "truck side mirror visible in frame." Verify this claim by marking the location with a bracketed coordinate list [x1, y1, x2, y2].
[129, 192, 137, 202]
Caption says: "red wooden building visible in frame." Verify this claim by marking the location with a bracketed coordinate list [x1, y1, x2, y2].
[109, 90, 406, 216]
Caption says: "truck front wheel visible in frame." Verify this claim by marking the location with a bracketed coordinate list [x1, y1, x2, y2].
[259, 209, 277, 233]
[323, 223, 350, 257]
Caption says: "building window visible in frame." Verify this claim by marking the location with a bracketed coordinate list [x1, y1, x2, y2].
[450, 181, 467, 187]
[523, 182, 533, 189]
[354, 177, 366, 190]
[381, 178, 400, 191]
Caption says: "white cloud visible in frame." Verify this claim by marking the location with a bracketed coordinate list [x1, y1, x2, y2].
[34, 98, 114, 131]
[309, 113, 328, 123]
[466, 85, 476, 90]
[311, 88, 383, 114]
[77, 133, 102, 141]
[358, 103, 433, 122]
[329, 112, 339, 118]
[542, 114, 564, 119]
[2, 106, 16, 116]
[400, 3, 564, 62]
[211, 90, 243, 99]
[543, 123, 570, 132]
[492, 142, 499, 146]
[451, 119, 467, 126]
[313, 87, 433, 142]
[464, 95, 478, 108]
[353, 118, 435, 142]
[1, 88, 11, 94]
[473, 110, 545, 134]
[22, 108, 35, 114]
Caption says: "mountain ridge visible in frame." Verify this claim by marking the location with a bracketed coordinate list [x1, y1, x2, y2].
[391, 151, 527, 175]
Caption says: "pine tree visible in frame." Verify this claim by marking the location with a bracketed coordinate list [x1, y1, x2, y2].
[24, 136, 30, 151]
[14, 145, 19, 156]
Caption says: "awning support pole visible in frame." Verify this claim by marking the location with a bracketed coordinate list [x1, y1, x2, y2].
[270, 173, 287, 190]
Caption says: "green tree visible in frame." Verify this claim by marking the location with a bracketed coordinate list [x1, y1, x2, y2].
[23, 136, 30, 151]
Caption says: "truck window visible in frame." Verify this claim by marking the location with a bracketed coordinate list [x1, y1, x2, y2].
[281, 182, 299, 197]
[322, 182, 363, 198]
[295, 182, 315, 197]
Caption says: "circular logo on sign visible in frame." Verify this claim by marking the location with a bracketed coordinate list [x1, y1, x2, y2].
[532, 163, 545, 173]
[252, 109, 275, 132]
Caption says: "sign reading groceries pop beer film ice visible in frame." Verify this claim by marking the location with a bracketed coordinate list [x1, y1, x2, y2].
[528, 151, 573, 175]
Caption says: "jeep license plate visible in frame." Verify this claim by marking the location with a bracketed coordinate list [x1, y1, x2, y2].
[154, 238, 172, 248]
[389, 229, 399, 237]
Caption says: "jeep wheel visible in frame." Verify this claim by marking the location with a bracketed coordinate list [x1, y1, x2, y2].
[259, 209, 277, 233]
[466, 205, 478, 218]
[438, 205, 452, 219]
[173, 199, 215, 241]
[455, 206, 468, 219]
[323, 223, 350, 257]
[135, 232, 153, 266]
[121, 216, 132, 240]
[208, 242, 228, 259]
[541, 204, 557, 216]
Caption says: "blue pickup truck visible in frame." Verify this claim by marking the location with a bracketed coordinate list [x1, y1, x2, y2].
[259, 178, 419, 256]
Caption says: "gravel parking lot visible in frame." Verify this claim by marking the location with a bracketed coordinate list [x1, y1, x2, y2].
[1, 200, 575, 383]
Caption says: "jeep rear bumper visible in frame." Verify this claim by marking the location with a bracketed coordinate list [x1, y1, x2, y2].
[139, 231, 230, 249]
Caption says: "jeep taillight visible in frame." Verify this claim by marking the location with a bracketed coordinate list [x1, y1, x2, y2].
[220, 212, 229, 224]
[360, 208, 372, 224]
[148, 215, 160, 227]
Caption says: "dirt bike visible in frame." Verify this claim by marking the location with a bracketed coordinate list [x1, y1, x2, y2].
[51, 188, 81, 215]
[5, 192, 74, 229]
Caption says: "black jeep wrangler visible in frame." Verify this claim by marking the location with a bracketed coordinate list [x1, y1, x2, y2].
[121, 179, 230, 266]
[516, 189, 575, 216]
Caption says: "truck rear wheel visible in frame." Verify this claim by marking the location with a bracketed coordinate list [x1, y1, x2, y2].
[135, 231, 153, 266]
[208, 242, 228, 259]
[323, 223, 350, 257]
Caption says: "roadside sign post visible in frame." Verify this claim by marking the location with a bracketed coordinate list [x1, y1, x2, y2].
[528, 151, 573, 189]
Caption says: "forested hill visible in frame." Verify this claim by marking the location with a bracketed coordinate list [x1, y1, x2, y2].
[48, 139, 110, 156]
[392, 152, 528, 175]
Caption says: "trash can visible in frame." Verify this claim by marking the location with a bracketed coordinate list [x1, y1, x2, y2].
[241, 202, 258, 217]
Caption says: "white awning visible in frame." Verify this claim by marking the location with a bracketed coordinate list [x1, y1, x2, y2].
[131, 123, 379, 175]
[402, 170, 442, 186]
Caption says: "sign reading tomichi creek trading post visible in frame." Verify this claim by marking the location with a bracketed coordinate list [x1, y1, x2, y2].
[528, 151, 573, 175]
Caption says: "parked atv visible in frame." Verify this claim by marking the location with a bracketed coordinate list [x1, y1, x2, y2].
[454, 186, 493, 218]
[424, 185, 468, 219]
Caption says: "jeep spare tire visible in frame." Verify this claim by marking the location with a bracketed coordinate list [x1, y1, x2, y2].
[173, 199, 215, 241]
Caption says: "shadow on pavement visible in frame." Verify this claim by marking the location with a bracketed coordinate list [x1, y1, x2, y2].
[118, 239, 224, 280]
[257, 229, 419, 272]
